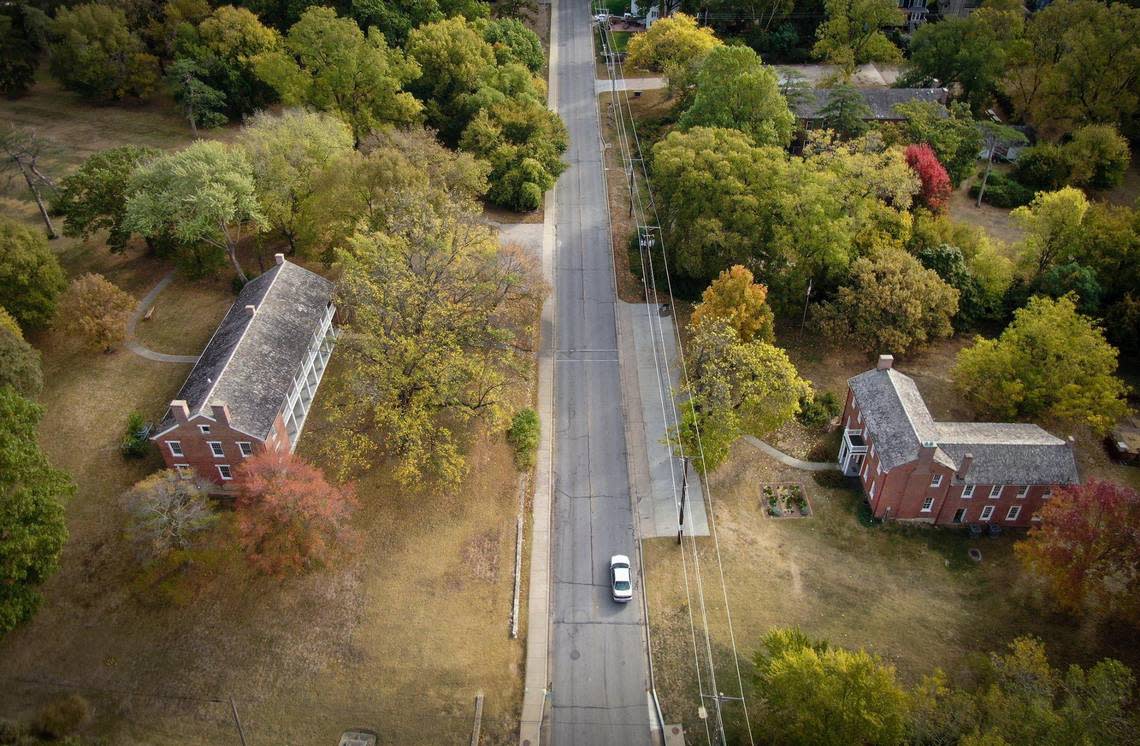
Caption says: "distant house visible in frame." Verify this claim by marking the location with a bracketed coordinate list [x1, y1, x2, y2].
[899, 0, 930, 30]
[839, 355, 1080, 527]
[151, 254, 337, 487]
[794, 88, 949, 125]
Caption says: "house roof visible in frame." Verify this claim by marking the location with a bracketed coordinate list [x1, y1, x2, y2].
[794, 88, 949, 121]
[848, 367, 1079, 485]
[155, 260, 334, 440]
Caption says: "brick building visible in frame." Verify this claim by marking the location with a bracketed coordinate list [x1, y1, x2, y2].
[838, 355, 1080, 527]
[151, 255, 336, 488]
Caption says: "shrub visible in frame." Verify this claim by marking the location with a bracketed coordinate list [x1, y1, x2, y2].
[1066, 124, 1131, 190]
[32, 694, 89, 739]
[796, 390, 841, 428]
[120, 412, 150, 459]
[508, 407, 540, 470]
[1012, 143, 1072, 191]
[969, 171, 1034, 208]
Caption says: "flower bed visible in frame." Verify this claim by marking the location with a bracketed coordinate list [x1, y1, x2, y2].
[762, 482, 812, 518]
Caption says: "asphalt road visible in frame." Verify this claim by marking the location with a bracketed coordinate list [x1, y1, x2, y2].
[548, 0, 653, 743]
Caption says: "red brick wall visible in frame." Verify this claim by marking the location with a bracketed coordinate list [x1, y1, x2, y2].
[155, 406, 267, 486]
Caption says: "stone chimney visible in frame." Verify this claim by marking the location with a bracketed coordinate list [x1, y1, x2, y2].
[877, 354, 894, 371]
[170, 400, 190, 423]
[918, 441, 937, 463]
[274, 252, 285, 265]
[210, 402, 231, 427]
[957, 452, 974, 480]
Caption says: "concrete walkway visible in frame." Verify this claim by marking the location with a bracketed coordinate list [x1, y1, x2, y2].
[125, 271, 199, 364]
[742, 435, 839, 472]
[594, 76, 666, 94]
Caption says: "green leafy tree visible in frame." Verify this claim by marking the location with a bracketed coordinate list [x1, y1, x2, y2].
[123, 470, 217, 561]
[350, 0, 443, 47]
[0, 217, 67, 331]
[901, 15, 1006, 113]
[255, 6, 422, 143]
[817, 84, 871, 139]
[481, 17, 543, 72]
[406, 16, 497, 143]
[166, 57, 229, 137]
[145, 0, 211, 60]
[812, 0, 903, 75]
[916, 243, 989, 330]
[1012, 187, 1089, 280]
[678, 45, 795, 148]
[689, 264, 775, 343]
[891, 100, 984, 187]
[627, 12, 721, 73]
[1073, 202, 1140, 310]
[0, 3, 50, 97]
[1036, 261, 1102, 315]
[56, 273, 136, 353]
[0, 309, 43, 398]
[52, 145, 160, 252]
[124, 141, 266, 282]
[49, 3, 159, 100]
[237, 108, 354, 255]
[953, 294, 1129, 434]
[0, 386, 72, 635]
[753, 626, 910, 746]
[1066, 124, 1131, 190]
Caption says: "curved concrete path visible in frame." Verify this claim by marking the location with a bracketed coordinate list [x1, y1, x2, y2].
[743, 435, 840, 472]
[125, 271, 200, 364]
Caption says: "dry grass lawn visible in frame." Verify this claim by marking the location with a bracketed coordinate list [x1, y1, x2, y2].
[132, 275, 235, 357]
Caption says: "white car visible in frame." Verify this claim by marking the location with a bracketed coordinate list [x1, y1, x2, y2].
[610, 554, 632, 602]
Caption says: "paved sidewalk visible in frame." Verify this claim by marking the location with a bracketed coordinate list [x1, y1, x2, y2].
[125, 271, 199, 364]
[742, 435, 840, 472]
[595, 76, 666, 94]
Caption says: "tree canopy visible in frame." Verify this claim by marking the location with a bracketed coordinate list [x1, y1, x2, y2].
[0, 217, 67, 331]
[123, 470, 217, 561]
[812, 0, 903, 74]
[627, 12, 720, 94]
[53, 145, 160, 252]
[690, 265, 775, 343]
[49, 3, 159, 100]
[0, 308, 43, 399]
[902, 14, 1007, 113]
[56, 273, 136, 353]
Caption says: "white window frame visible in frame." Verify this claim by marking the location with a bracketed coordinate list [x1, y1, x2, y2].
[962, 484, 975, 498]
[1042, 489, 1052, 500]
[1017, 485, 1029, 498]
[237, 441, 253, 457]
[876, 461, 882, 475]
[869, 479, 876, 499]
[980, 505, 994, 521]
[216, 464, 232, 481]
[953, 507, 967, 524]
[930, 474, 942, 488]
[1007, 505, 1021, 521]
[167, 440, 183, 458]
[990, 485, 1004, 499]
[175, 464, 192, 477]
[198, 424, 211, 434]
[921, 496, 934, 512]
[208, 441, 224, 458]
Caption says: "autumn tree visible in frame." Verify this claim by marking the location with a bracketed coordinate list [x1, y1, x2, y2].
[690, 265, 775, 343]
[482, 17, 543, 72]
[1066, 124, 1132, 191]
[237, 109, 354, 255]
[813, 246, 959, 355]
[812, 0, 903, 75]
[123, 470, 217, 561]
[53, 146, 159, 252]
[753, 627, 910, 746]
[953, 295, 1129, 434]
[124, 141, 266, 282]
[678, 45, 794, 148]
[255, 7, 422, 143]
[48, 3, 159, 101]
[406, 16, 496, 140]
[891, 100, 984, 187]
[0, 309, 43, 399]
[681, 317, 810, 473]
[0, 387, 72, 634]
[627, 12, 720, 96]
[1012, 187, 1089, 280]
[0, 217, 67, 331]
[904, 143, 951, 214]
[235, 450, 357, 575]
[56, 273, 136, 353]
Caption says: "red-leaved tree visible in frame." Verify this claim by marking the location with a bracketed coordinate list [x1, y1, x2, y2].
[905, 143, 952, 214]
[235, 450, 358, 575]
[1015, 480, 1140, 624]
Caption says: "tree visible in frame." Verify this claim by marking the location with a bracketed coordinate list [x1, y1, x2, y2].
[627, 12, 720, 94]
[145, 0, 211, 60]
[1015, 481, 1140, 625]
[406, 16, 496, 143]
[0, 217, 67, 331]
[892, 100, 983, 187]
[678, 45, 795, 148]
[1012, 187, 1089, 280]
[52, 146, 160, 252]
[123, 470, 217, 561]
[124, 141, 266, 282]
[56, 273, 136, 353]
[953, 295, 1129, 434]
[901, 15, 1006, 113]
[482, 17, 543, 72]
[1037, 261, 1102, 315]
[681, 317, 809, 473]
[0, 125, 60, 238]
[254, 7, 422, 143]
[350, 0, 443, 47]
[1072, 202, 1140, 310]
[1066, 124, 1131, 191]
[0, 3, 49, 97]
[235, 451, 357, 575]
[237, 109, 354, 255]
[690, 265, 775, 343]
[905, 143, 951, 214]
[813, 246, 959, 354]
[812, 0, 903, 75]
[0, 387, 72, 635]
[166, 58, 228, 137]
[0, 309, 43, 399]
[817, 84, 871, 139]
[753, 627, 910, 746]
[48, 3, 159, 101]
[974, 120, 1027, 208]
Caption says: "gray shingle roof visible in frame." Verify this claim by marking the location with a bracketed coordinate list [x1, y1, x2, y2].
[794, 88, 949, 121]
[848, 367, 1079, 485]
[156, 260, 334, 439]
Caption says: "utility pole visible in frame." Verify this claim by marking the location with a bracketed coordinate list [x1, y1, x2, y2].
[677, 456, 689, 544]
[798, 276, 812, 338]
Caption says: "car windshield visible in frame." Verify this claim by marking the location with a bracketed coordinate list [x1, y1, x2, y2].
[614, 580, 631, 591]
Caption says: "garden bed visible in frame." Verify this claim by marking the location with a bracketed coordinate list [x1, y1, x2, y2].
[762, 482, 812, 518]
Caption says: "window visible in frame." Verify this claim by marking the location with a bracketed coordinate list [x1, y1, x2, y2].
[1007, 505, 1021, 521]
[208, 441, 224, 458]
[990, 485, 1004, 499]
[980, 505, 994, 521]
[167, 440, 183, 457]
[953, 507, 966, 524]
[962, 484, 975, 499]
[175, 464, 192, 477]
[1017, 485, 1029, 498]
[217, 464, 232, 481]
[198, 424, 211, 434]
[238, 441, 253, 457]
[1043, 489, 1052, 500]
[921, 496, 934, 512]
[930, 474, 943, 488]
[876, 461, 882, 475]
